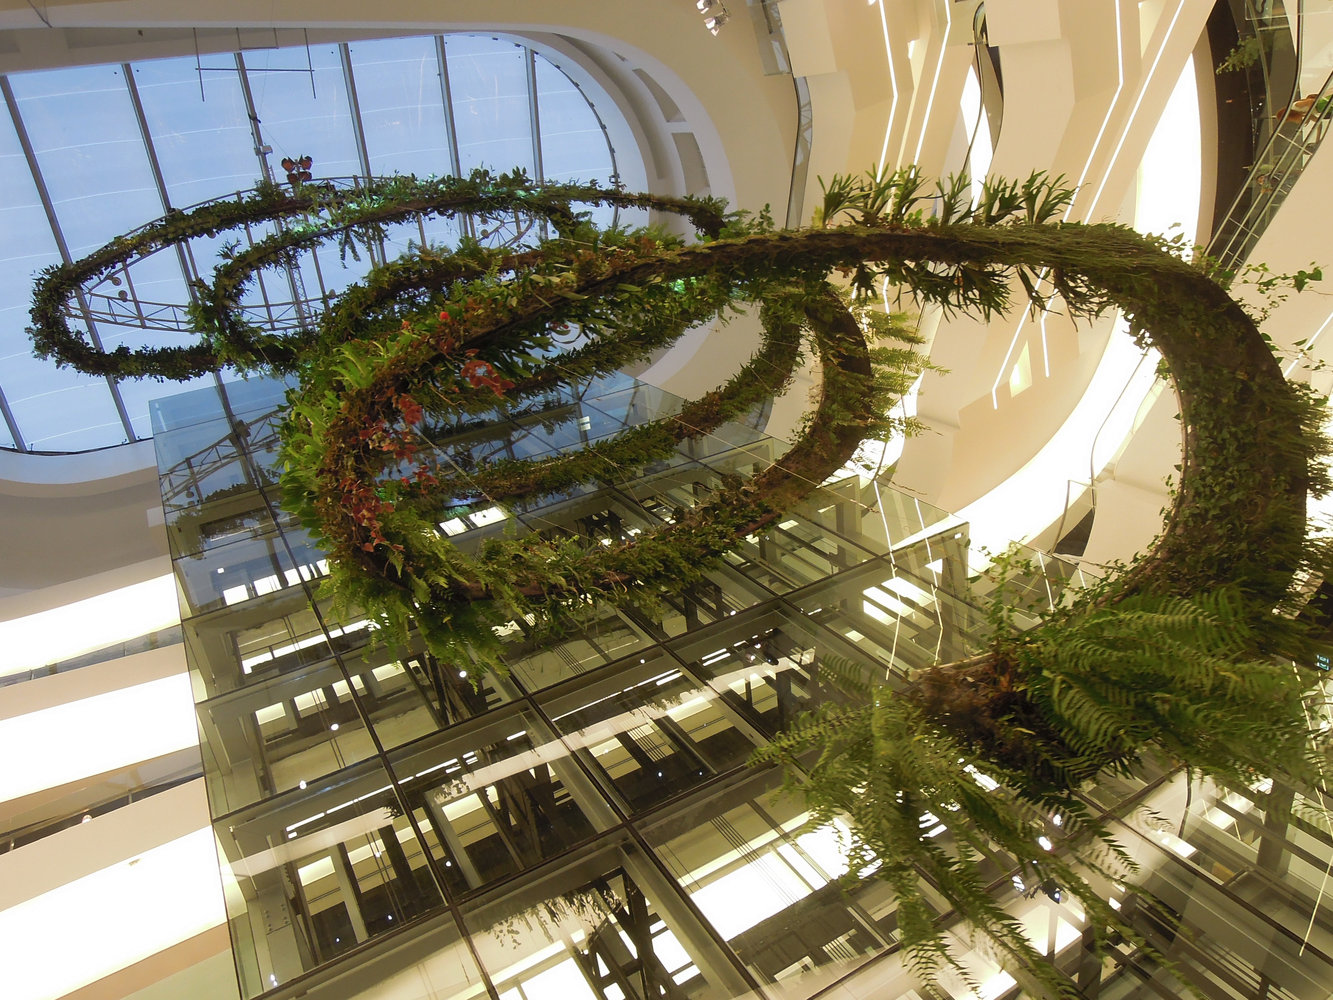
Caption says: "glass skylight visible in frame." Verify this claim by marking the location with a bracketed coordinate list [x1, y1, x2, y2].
[0, 32, 632, 452]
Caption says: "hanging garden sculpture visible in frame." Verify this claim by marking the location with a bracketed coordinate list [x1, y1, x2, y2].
[31, 167, 1331, 996]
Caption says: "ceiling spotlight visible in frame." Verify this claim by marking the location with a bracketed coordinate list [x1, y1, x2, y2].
[697, 0, 716, 10]
[705, 12, 730, 34]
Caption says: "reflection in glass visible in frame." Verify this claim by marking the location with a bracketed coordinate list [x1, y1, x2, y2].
[670, 608, 844, 740]
[197, 651, 439, 814]
[390, 707, 612, 895]
[464, 833, 757, 1000]
[544, 650, 760, 813]
[792, 552, 983, 676]
[645, 771, 897, 994]
[503, 603, 653, 692]
[215, 757, 442, 997]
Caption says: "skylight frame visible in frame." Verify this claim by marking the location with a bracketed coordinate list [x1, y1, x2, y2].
[0, 31, 630, 453]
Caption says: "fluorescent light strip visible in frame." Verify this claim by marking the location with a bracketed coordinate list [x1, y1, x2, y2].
[1087, 0, 1188, 218]
[908, 0, 953, 167]
[992, 1, 1128, 404]
[0, 673, 199, 802]
[0, 574, 180, 678]
[876, 0, 901, 173]
[1065, 0, 1126, 220]
[1040, 309, 1051, 378]
[1284, 310, 1333, 378]
[0, 829, 224, 1000]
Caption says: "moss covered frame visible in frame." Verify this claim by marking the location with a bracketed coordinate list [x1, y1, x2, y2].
[28, 166, 1330, 997]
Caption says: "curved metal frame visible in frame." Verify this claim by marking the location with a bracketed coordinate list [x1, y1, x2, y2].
[1, 32, 623, 452]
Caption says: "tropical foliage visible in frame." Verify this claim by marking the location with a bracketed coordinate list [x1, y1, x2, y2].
[28, 170, 729, 379]
[28, 165, 1331, 998]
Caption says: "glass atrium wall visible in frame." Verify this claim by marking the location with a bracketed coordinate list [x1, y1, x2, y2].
[153, 376, 1333, 1000]
[1, 31, 630, 452]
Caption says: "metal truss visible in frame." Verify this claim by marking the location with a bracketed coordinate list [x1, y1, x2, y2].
[0, 33, 616, 452]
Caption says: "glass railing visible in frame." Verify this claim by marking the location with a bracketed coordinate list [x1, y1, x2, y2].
[1211, 0, 1333, 271]
[0, 623, 183, 690]
[1211, 64, 1333, 272]
[1059, 0, 1332, 556]
[0, 767, 201, 854]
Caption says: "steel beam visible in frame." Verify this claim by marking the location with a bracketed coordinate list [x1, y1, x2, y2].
[1, 75, 135, 447]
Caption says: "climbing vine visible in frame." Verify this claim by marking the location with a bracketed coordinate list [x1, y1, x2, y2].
[28, 169, 729, 379]
[28, 165, 1331, 998]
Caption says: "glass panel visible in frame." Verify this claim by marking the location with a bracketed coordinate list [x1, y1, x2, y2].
[668, 606, 862, 741]
[1105, 816, 1333, 1000]
[172, 520, 326, 617]
[378, 219, 430, 260]
[632, 567, 775, 642]
[542, 648, 761, 813]
[0, 107, 126, 451]
[301, 242, 374, 304]
[83, 250, 189, 337]
[389, 706, 614, 893]
[745, 510, 879, 596]
[346, 36, 453, 178]
[583, 382, 685, 426]
[164, 475, 274, 561]
[151, 379, 292, 454]
[117, 372, 216, 442]
[502, 603, 654, 693]
[462, 832, 757, 1000]
[6, 65, 205, 448]
[0, 107, 59, 373]
[243, 43, 361, 181]
[295, 912, 484, 1000]
[214, 757, 444, 997]
[183, 590, 344, 700]
[790, 552, 984, 675]
[9, 64, 167, 257]
[0, 32, 642, 453]
[132, 56, 260, 209]
[643, 770, 899, 994]
[842, 474, 962, 551]
[198, 648, 440, 815]
[534, 53, 616, 229]
[444, 35, 535, 176]
[418, 210, 465, 255]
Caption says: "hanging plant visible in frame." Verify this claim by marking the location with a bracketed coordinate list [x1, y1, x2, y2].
[279, 250, 922, 673]
[276, 168, 1329, 994]
[28, 169, 730, 380]
[29, 165, 1331, 998]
